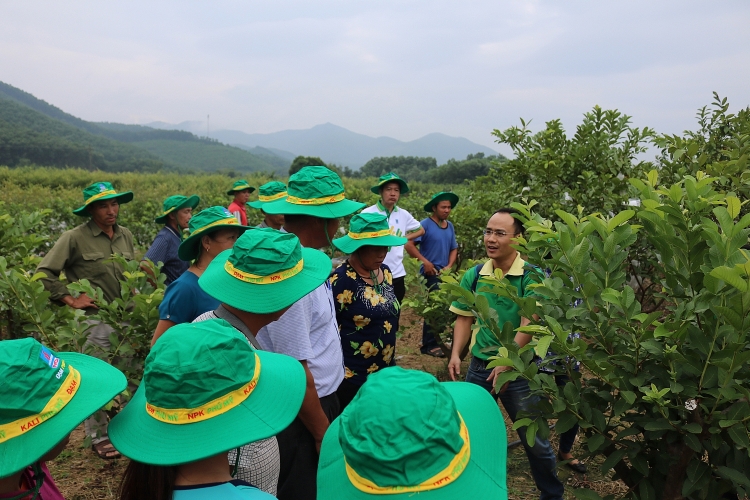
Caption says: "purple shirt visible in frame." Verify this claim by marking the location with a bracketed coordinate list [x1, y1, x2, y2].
[0, 462, 65, 500]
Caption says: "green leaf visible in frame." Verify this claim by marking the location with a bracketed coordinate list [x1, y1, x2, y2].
[555, 412, 579, 434]
[683, 460, 712, 496]
[710, 266, 748, 292]
[573, 489, 604, 500]
[621, 391, 636, 404]
[727, 424, 750, 449]
[726, 195, 742, 219]
[684, 433, 702, 452]
[683, 422, 702, 434]
[600, 448, 626, 473]
[716, 466, 750, 489]
[644, 419, 673, 431]
[646, 169, 659, 187]
[607, 210, 635, 231]
[587, 434, 605, 452]
[534, 335, 554, 358]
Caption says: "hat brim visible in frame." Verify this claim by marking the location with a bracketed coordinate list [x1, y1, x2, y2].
[198, 246, 332, 314]
[370, 179, 409, 195]
[262, 198, 365, 219]
[154, 195, 200, 224]
[333, 235, 408, 255]
[227, 187, 256, 196]
[248, 196, 288, 210]
[177, 224, 252, 262]
[108, 350, 305, 466]
[0, 353, 126, 478]
[424, 193, 459, 213]
[72, 192, 134, 216]
[317, 381, 508, 499]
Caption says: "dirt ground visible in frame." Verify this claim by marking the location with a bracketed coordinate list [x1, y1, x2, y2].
[47, 305, 624, 500]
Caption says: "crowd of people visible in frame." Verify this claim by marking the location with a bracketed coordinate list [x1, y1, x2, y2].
[0, 166, 583, 500]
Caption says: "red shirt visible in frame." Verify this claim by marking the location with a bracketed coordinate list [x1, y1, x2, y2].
[227, 201, 247, 226]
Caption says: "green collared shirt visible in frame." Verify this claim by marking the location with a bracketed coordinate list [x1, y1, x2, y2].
[37, 219, 135, 304]
[449, 253, 539, 360]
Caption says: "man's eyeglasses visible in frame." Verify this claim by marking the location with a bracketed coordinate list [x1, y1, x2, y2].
[483, 229, 517, 238]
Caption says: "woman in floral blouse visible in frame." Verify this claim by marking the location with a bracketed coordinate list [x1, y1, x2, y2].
[331, 212, 408, 409]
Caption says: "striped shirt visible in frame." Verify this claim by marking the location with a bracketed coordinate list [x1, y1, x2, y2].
[143, 226, 188, 285]
[256, 281, 344, 397]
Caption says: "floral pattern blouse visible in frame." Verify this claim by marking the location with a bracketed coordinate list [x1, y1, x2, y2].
[330, 261, 399, 387]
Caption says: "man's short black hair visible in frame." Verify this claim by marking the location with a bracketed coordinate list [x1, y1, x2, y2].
[492, 208, 524, 235]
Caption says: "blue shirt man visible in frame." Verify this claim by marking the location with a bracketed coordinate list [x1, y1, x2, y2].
[405, 192, 459, 357]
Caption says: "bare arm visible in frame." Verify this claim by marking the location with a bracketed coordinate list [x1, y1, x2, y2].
[405, 241, 436, 275]
[405, 226, 424, 241]
[448, 315, 474, 380]
[297, 360, 330, 454]
[151, 319, 177, 347]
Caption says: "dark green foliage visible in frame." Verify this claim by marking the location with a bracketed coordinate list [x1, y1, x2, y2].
[359, 156, 438, 180]
[289, 155, 327, 175]
[445, 97, 750, 500]
[359, 153, 503, 184]
[0, 97, 171, 172]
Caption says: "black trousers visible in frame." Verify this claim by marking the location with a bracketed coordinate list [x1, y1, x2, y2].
[392, 275, 406, 305]
[276, 393, 340, 500]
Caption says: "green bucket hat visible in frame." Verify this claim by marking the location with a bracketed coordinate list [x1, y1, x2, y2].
[108, 319, 306, 466]
[263, 166, 365, 218]
[72, 181, 134, 216]
[333, 212, 407, 255]
[249, 181, 288, 209]
[199, 228, 332, 314]
[154, 194, 200, 224]
[424, 191, 459, 213]
[0, 338, 126, 478]
[227, 179, 256, 196]
[317, 367, 508, 499]
[370, 172, 410, 195]
[177, 206, 252, 261]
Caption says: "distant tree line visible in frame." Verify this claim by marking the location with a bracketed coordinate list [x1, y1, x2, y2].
[288, 153, 507, 184]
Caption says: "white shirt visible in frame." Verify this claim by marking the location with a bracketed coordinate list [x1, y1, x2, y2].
[361, 202, 422, 279]
[256, 281, 344, 397]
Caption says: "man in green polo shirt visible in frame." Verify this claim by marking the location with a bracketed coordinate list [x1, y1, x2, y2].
[447, 208, 564, 500]
[36, 181, 135, 460]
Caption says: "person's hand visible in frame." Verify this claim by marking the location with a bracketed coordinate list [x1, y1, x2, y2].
[448, 356, 462, 381]
[63, 293, 98, 310]
[423, 261, 437, 276]
[487, 365, 511, 394]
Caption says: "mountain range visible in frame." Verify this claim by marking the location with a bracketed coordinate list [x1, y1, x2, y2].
[0, 79, 499, 174]
[148, 120, 499, 168]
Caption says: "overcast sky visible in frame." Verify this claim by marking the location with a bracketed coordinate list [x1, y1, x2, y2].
[2, 1, 749, 155]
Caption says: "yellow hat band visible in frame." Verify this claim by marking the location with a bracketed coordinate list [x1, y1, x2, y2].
[286, 192, 345, 206]
[224, 258, 304, 285]
[146, 354, 261, 425]
[345, 414, 470, 494]
[0, 365, 81, 444]
[84, 190, 118, 205]
[259, 192, 287, 202]
[190, 218, 239, 236]
[348, 229, 394, 240]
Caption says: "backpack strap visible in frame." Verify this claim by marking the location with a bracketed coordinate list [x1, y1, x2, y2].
[470, 263, 485, 293]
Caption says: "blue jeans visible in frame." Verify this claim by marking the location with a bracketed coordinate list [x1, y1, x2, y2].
[466, 357, 565, 500]
[420, 274, 442, 352]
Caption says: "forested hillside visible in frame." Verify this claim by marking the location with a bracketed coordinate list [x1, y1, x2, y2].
[0, 81, 288, 174]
